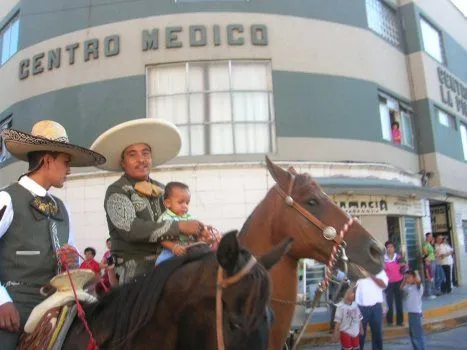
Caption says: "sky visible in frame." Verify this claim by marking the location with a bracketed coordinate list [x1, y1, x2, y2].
[450, 0, 467, 16]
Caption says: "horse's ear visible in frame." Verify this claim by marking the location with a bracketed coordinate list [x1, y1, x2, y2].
[217, 230, 240, 274]
[265, 156, 290, 188]
[259, 237, 293, 270]
[287, 166, 298, 175]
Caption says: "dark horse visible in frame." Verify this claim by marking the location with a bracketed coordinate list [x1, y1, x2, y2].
[62, 231, 292, 350]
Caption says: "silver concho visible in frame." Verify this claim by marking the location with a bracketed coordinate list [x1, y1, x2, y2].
[285, 196, 294, 206]
[323, 226, 337, 240]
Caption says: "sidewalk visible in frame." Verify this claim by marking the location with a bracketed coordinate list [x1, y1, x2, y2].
[290, 284, 467, 348]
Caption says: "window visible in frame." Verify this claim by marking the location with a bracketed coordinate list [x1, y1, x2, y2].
[147, 60, 275, 156]
[366, 0, 401, 47]
[379, 93, 414, 148]
[420, 17, 444, 63]
[0, 117, 12, 164]
[436, 108, 456, 129]
[1, 14, 19, 65]
[461, 122, 467, 160]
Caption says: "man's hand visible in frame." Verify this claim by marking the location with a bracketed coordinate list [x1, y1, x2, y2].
[0, 302, 20, 332]
[178, 220, 204, 236]
[57, 244, 79, 266]
[172, 244, 187, 256]
[370, 275, 387, 289]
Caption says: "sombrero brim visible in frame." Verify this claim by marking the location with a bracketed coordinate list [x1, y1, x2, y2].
[90, 119, 182, 171]
[50, 269, 96, 291]
[2, 129, 106, 167]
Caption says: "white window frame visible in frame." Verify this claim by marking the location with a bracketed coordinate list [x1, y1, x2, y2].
[378, 93, 414, 148]
[419, 16, 444, 64]
[461, 122, 467, 161]
[0, 13, 19, 65]
[0, 116, 12, 164]
[436, 107, 456, 130]
[146, 60, 276, 156]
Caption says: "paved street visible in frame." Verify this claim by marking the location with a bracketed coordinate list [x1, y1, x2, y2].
[302, 324, 467, 349]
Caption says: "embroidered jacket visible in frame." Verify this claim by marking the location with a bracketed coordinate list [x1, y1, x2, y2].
[104, 175, 180, 261]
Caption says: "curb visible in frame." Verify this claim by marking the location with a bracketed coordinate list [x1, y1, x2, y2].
[298, 299, 467, 347]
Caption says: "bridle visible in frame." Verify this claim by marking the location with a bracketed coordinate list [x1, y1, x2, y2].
[273, 172, 355, 349]
[216, 256, 258, 350]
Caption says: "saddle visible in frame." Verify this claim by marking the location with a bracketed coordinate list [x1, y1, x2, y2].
[18, 270, 98, 350]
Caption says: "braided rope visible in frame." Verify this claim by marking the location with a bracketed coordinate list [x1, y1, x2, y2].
[58, 246, 99, 350]
[321, 217, 354, 291]
[290, 218, 355, 350]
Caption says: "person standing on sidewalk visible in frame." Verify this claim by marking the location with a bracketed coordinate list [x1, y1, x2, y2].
[435, 235, 453, 294]
[401, 270, 425, 350]
[383, 241, 406, 327]
[422, 233, 436, 299]
[356, 269, 389, 350]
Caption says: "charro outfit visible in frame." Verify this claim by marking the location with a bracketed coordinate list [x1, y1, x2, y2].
[91, 118, 184, 284]
[104, 175, 182, 282]
[0, 121, 105, 349]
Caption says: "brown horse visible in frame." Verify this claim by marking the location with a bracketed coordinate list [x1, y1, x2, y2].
[62, 231, 292, 350]
[239, 157, 385, 350]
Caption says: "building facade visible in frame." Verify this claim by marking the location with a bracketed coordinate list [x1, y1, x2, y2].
[0, 0, 466, 283]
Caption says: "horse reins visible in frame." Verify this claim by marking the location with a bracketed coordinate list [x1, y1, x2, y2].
[273, 172, 355, 350]
[216, 256, 257, 350]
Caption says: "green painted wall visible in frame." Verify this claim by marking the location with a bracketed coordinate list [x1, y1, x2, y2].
[0, 75, 146, 148]
[3, 71, 467, 166]
[412, 98, 466, 162]
[273, 71, 389, 143]
[12, 0, 367, 50]
[400, 2, 467, 82]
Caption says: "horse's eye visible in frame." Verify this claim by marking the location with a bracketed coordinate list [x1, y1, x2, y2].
[308, 199, 318, 206]
[229, 320, 241, 331]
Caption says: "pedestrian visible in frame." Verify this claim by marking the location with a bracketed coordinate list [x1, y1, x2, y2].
[435, 235, 453, 294]
[79, 247, 101, 278]
[422, 233, 436, 299]
[401, 270, 425, 350]
[383, 241, 405, 327]
[356, 269, 388, 350]
[332, 284, 363, 350]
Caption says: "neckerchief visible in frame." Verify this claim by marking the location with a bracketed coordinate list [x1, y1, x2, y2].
[134, 181, 163, 198]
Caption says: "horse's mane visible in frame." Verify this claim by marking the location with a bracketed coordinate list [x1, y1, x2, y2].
[85, 247, 211, 349]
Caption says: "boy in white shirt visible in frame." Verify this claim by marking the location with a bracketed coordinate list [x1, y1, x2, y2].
[333, 284, 363, 350]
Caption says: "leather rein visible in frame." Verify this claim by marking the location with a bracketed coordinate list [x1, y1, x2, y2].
[216, 256, 258, 350]
[273, 172, 355, 350]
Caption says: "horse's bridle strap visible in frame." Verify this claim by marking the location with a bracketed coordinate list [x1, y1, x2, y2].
[219, 256, 257, 288]
[275, 184, 327, 232]
[216, 256, 257, 350]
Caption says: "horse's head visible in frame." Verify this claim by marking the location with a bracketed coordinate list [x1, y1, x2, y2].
[216, 231, 292, 350]
[265, 157, 384, 279]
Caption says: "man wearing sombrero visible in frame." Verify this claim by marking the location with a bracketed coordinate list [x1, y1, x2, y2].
[0, 120, 106, 349]
[91, 119, 216, 284]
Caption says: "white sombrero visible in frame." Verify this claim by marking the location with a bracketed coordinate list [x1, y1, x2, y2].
[1, 120, 106, 167]
[90, 118, 182, 171]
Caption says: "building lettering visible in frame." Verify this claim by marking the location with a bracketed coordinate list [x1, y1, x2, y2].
[19, 24, 268, 81]
[437, 67, 467, 117]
